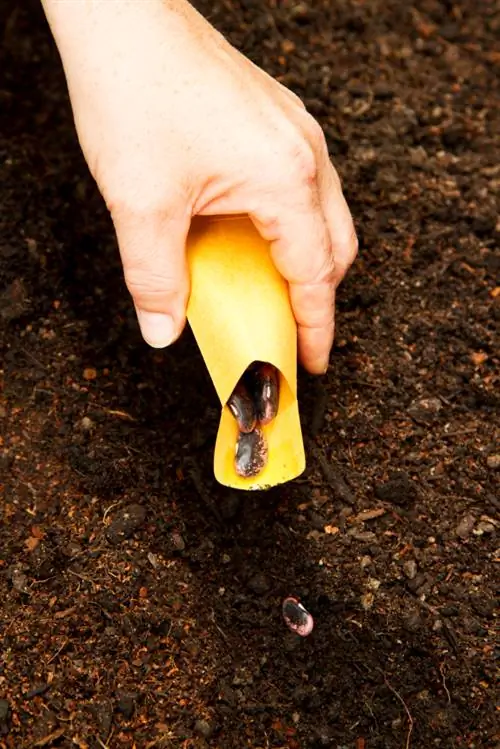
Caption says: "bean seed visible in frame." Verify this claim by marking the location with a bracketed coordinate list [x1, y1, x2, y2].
[227, 380, 256, 433]
[247, 362, 280, 425]
[282, 597, 314, 637]
[235, 428, 268, 478]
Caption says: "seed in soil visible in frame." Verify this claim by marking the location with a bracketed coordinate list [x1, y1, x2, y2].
[235, 428, 268, 478]
[246, 362, 280, 425]
[282, 597, 314, 637]
[227, 380, 257, 433]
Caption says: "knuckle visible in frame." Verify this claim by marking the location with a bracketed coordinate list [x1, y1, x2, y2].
[345, 226, 359, 261]
[305, 114, 327, 150]
[285, 136, 318, 185]
[124, 271, 182, 308]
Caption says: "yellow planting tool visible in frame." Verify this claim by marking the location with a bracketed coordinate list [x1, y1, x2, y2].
[186, 215, 306, 490]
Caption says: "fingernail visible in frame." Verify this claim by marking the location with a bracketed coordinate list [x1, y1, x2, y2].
[136, 310, 176, 348]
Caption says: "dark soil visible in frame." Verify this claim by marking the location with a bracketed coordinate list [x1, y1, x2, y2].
[1, 1, 499, 747]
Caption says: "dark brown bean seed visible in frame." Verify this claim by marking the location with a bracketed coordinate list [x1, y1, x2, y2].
[282, 597, 314, 637]
[235, 428, 268, 478]
[247, 363, 280, 425]
[227, 381, 256, 433]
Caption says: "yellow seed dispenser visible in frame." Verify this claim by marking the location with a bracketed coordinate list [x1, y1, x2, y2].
[186, 215, 306, 490]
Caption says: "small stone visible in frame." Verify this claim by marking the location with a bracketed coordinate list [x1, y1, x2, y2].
[79, 416, 94, 431]
[106, 504, 146, 544]
[455, 514, 476, 539]
[116, 692, 137, 720]
[361, 591, 375, 610]
[486, 454, 500, 469]
[474, 521, 495, 535]
[0, 699, 10, 728]
[313, 725, 335, 746]
[404, 611, 422, 632]
[10, 567, 29, 593]
[360, 555, 372, 569]
[408, 396, 442, 425]
[194, 719, 214, 739]
[375, 471, 417, 506]
[403, 560, 418, 580]
[0, 278, 29, 322]
[247, 573, 270, 595]
[170, 531, 185, 551]
[91, 700, 113, 735]
[219, 492, 241, 520]
[406, 572, 427, 593]
[289, 2, 313, 20]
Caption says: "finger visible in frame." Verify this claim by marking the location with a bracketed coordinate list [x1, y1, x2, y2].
[319, 159, 359, 288]
[110, 202, 191, 348]
[251, 183, 335, 375]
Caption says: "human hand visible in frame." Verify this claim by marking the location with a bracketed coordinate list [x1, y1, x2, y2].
[42, 0, 357, 374]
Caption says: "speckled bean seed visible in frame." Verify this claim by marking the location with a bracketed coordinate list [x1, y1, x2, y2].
[282, 597, 314, 637]
[247, 362, 280, 425]
[235, 428, 268, 478]
[227, 380, 256, 433]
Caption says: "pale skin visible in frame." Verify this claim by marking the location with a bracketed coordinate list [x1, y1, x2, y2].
[41, 0, 358, 374]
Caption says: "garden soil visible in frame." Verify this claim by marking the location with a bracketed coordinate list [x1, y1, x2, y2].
[1, 1, 499, 747]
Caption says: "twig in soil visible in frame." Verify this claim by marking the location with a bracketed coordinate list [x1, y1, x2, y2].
[380, 671, 414, 749]
[33, 727, 65, 747]
[438, 663, 451, 704]
[67, 568, 98, 593]
[185, 458, 223, 524]
[308, 442, 354, 505]
[209, 609, 229, 644]
[405, 591, 459, 654]
[102, 500, 123, 523]
[45, 638, 68, 665]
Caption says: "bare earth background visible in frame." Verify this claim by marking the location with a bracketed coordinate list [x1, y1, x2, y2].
[1, 0, 498, 747]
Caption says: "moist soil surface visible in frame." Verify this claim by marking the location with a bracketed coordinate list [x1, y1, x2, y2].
[1, 1, 499, 748]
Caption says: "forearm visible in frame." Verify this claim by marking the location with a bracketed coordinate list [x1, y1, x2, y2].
[40, 0, 209, 82]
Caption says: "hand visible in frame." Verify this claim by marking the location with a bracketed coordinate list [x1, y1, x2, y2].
[42, 0, 357, 374]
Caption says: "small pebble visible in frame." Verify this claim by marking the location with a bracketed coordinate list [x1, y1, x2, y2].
[455, 514, 476, 539]
[474, 521, 495, 535]
[0, 699, 9, 725]
[79, 416, 94, 431]
[247, 573, 270, 595]
[486, 454, 500, 469]
[408, 396, 442, 424]
[106, 504, 146, 544]
[194, 719, 214, 739]
[282, 597, 314, 637]
[404, 560, 418, 580]
[170, 531, 185, 551]
[116, 692, 137, 720]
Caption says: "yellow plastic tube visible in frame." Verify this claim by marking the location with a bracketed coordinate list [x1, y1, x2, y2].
[186, 215, 306, 490]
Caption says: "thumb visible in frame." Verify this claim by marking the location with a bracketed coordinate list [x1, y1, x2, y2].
[110, 203, 191, 348]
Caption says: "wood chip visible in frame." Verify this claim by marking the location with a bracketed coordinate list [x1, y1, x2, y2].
[33, 728, 65, 747]
[25, 536, 40, 552]
[82, 367, 97, 381]
[324, 525, 340, 535]
[351, 508, 386, 523]
[54, 607, 76, 619]
[470, 351, 488, 366]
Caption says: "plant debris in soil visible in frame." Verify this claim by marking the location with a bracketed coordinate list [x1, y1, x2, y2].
[1, 0, 499, 747]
